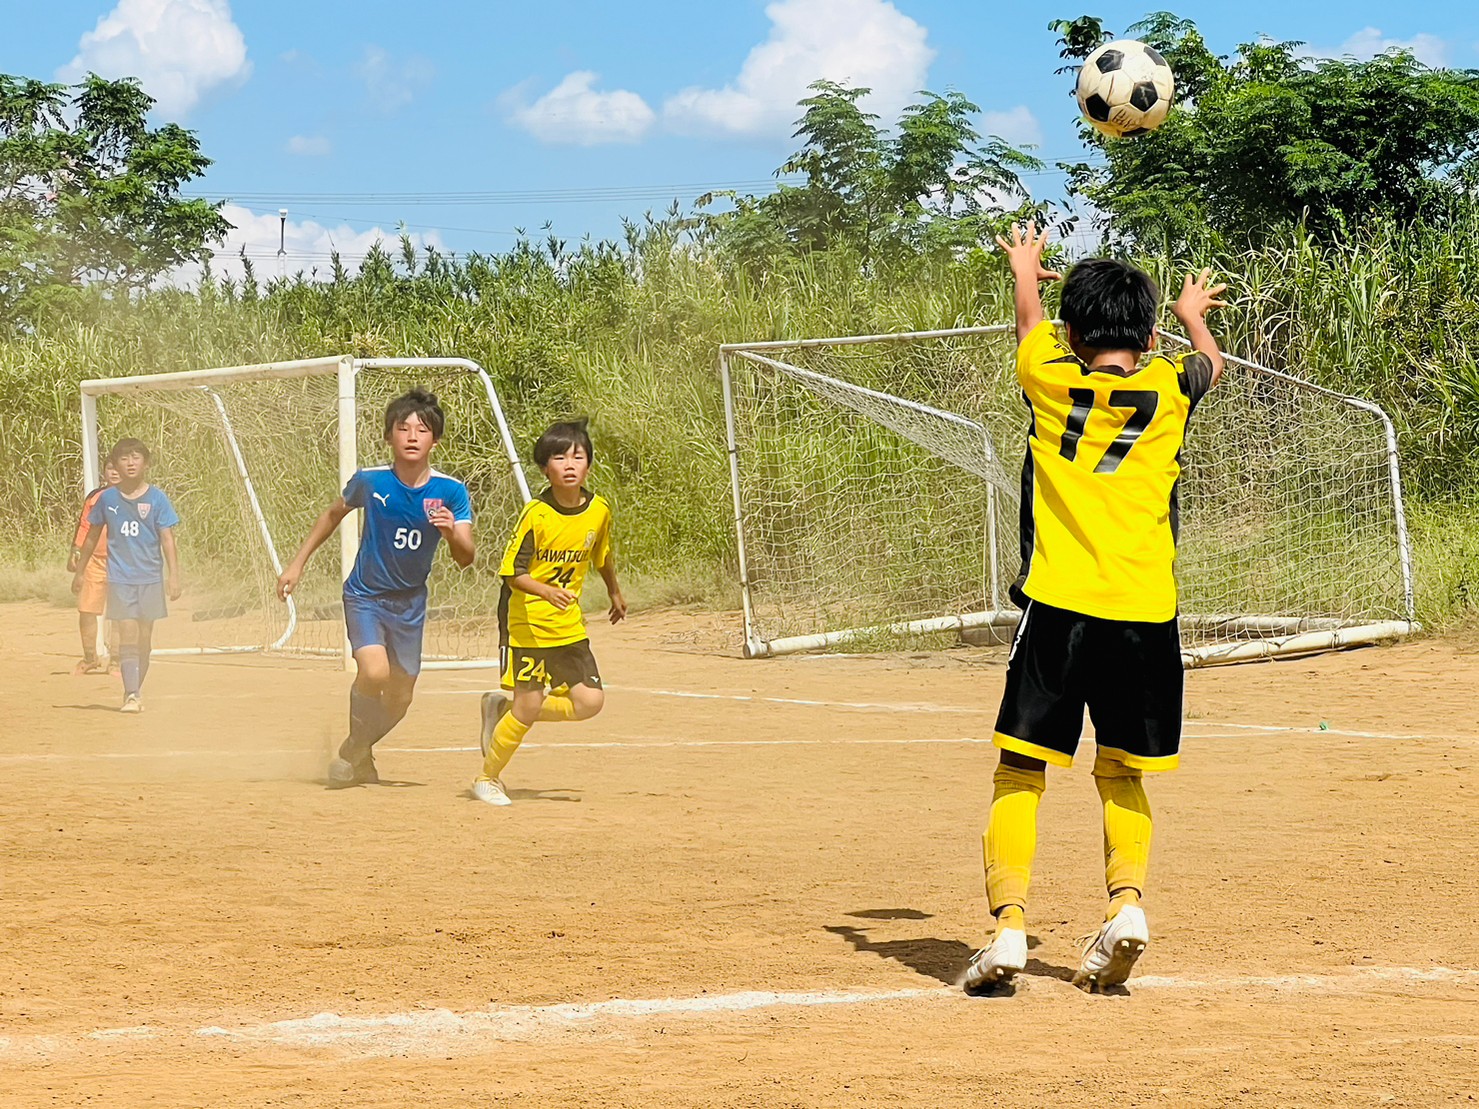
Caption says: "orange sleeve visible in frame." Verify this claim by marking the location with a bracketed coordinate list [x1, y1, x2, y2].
[74, 490, 101, 549]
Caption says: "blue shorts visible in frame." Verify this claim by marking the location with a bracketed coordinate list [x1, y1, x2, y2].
[343, 590, 428, 677]
[107, 581, 167, 622]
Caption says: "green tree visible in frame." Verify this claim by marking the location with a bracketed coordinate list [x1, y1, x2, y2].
[701, 81, 1048, 272]
[1054, 14, 1479, 249]
[0, 73, 229, 326]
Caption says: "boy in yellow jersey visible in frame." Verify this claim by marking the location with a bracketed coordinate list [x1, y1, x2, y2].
[472, 420, 626, 806]
[963, 224, 1227, 994]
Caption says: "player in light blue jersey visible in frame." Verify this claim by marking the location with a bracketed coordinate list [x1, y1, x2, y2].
[277, 388, 475, 786]
[71, 439, 182, 714]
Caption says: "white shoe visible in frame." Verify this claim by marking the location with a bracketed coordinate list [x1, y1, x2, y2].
[472, 777, 512, 806]
[479, 692, 510, 759]
[1072, 905, 1149, 991]
[120, 694, 142, 714]
[962, 927, 1027, 991]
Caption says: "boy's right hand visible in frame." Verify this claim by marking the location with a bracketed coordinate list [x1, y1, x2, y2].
[1172, 267, 1229, 322]
[66, 551, 80, 573]
[994, 223, 1062, 284]
[538, 583, 577, 610]
[276, 565, 302, 601]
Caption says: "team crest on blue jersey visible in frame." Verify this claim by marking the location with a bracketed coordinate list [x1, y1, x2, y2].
[137, 502, 151, 519]
[423, 497, 444, 521]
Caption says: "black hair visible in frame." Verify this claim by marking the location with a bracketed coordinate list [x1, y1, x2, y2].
[383, 388, 445, 440]
[533, 419, 594, 467]
[1059, 258, 1160, 353]
[108, 437, 151, 465]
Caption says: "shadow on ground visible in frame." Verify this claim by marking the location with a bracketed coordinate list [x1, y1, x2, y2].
[824, 922, 973, 985]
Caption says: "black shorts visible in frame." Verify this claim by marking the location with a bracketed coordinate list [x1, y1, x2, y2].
[993, 599, 1183, 771]
[500, 640, 602, 692]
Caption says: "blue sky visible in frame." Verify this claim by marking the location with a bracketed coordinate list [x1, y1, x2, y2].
[5, 0, 1476, 279]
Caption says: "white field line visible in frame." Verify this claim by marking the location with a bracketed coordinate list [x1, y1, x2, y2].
[425, 683, 991, 715]
[0, 729, 1466, 765]
[1, 967, 1473, 1060]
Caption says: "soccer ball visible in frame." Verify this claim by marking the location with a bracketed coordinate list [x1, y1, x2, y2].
[1075, 39, 1175, 139]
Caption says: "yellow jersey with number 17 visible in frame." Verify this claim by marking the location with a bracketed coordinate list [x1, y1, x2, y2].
[1013, 320, 1214, 623]
[498, 488, 613, 649]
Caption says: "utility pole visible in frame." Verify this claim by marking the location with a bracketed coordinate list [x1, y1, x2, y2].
[278, 208, 288, 280]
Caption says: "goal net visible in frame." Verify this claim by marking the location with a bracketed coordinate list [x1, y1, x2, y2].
[79, 356, 530, 667]
[721, 325, 1418, 665]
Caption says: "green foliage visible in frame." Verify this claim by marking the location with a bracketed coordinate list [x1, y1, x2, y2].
[1054, 14, 1479, 248]
[0, 73, 228, 328]
[699, 81, 1051, 273]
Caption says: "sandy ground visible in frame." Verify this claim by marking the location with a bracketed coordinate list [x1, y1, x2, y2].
[1, 602, 1476, 1107]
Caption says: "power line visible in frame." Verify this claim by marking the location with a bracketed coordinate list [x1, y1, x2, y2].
[188, 162, 1091, 208]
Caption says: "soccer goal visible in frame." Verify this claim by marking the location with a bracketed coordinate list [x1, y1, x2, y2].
[79, 355, 530, 668]
[720, 325, 1419, 666]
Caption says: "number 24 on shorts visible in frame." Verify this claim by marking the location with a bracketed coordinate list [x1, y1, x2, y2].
[515, 654, 548, 683]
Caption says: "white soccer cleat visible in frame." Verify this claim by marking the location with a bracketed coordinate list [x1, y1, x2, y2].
[962, 927, 1027, 992]
[1072, 905, 1149, 991]
[472, 777, 512, 806]
[120, 694, 142, 714]
[479, 692, 510, 759]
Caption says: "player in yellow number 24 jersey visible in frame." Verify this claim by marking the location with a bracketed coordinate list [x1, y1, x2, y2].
[472, 419, 626, 806]
[963, 224, 1228, 994]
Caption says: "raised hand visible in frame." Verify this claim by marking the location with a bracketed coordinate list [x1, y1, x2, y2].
[994, 223, 1063, 284]
[1172, 267, 1230, 322]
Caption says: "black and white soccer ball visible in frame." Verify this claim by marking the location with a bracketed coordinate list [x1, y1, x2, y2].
[1075, 39, 1175, 139]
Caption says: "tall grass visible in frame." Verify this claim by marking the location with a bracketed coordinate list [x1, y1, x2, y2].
[5, 213, 1479, 624]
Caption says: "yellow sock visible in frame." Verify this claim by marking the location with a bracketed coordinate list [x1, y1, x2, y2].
[1094, 749, 1152, 920]
[995, 905, 1026, 933]
[480, 713, 532, 780]
[983, 763, 1045, 928]
[538, 694, 578, 722]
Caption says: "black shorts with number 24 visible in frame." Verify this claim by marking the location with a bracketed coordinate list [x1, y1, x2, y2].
[993, 599, 1183, 772]
[500, 640, 602, 692]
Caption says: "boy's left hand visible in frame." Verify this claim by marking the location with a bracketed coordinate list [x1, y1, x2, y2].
[994, 223, 1062, 284]
[1172, 268, 1229, 322]
[167, 575, 182, 601]
[608, 591, 627, 624]
[428, 505, 456, 533]
[67, 550, 80, 573]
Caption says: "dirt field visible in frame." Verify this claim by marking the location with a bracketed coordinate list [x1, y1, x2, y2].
[2, 601, 1476, 1107]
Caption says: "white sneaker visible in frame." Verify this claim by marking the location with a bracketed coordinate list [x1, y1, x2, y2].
[1072, 905, 1149, 991]
[120, 694, 142, 714]
[962, 927, 1027, 991]
[479, 692, 510, 759]
[472, 777, 512, 806]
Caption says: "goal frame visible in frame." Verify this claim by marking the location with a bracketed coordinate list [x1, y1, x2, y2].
[79, 354, 530, 669]
[719, 324, 1419, 666]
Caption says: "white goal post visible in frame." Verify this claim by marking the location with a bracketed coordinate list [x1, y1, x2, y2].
[79, 355, 530, 669]
[720, 324, 1419, 666]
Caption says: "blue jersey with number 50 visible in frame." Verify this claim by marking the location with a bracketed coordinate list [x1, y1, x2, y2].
[342, 466, 472, 598]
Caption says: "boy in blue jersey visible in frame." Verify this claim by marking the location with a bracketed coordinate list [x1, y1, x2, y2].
[71, 439, 182, 714]
[277, 388, 475, 786]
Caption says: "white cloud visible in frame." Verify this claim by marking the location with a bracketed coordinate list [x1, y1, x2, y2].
[1305, 27, 1451, 68]
[500, 71, 656, 145]
[980, 106, 1043, 149]
[285, 134, 332, 157]
[356, 46, 435, 113]
[169, 204, 447, 287]
[661, 0, 933, 139]
[58, 0, 250, 117]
